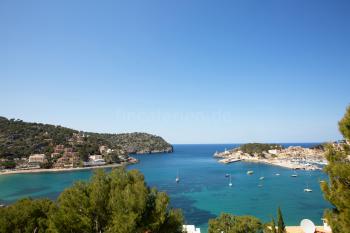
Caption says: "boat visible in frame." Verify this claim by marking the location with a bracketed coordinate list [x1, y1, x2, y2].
[259, 176, 265, 180]
[304, 188, 312, 192]
[225, 173, 230, 178]
[275, 173, 280, 176]
[291, 171, 298, 177]
[247, 170, 254, 175]
[258, 184, 263, 188]
[229, 174, 232, 187]
[176, 170, 180, 183]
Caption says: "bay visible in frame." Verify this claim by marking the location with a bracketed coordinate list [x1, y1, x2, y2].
[0, 144, 331, 232]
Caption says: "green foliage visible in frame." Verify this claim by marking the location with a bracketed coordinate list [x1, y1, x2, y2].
[48, 168, 183, 233]
[0, 198, 55, 233]
[104, 151, 122, 164]
[321, 106, 350, 233]
[0, 160, 16, 169]
[39, 160, 53, 169]
[208, 213, 263, 233]
[239, 143, 282, 156]
[95, 132, 173, 154]
[0, 117, 173, 163]
[0, 168, 184, 233]
[339, 106, 350, 140]
[270, 218, 277, 233]
[277, 207, 285, 233]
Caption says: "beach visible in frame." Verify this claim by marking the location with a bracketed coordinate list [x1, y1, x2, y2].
[0, 163, 126, 176]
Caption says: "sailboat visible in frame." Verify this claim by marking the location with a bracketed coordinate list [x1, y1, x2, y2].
[247, 170, 254, 175]
[291, 170, 298, 177]
[229, 174, 232, 187]
[304, 171, 312, 192]
[304, 183, 312, 192]
[175, 170, 180, 183]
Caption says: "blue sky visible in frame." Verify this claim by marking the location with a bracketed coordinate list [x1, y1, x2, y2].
[1, 0, 349, 143]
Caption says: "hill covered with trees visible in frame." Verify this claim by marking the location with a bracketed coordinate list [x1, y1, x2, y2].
[93, 132, 173, 154]
[0, 116, 173, 160]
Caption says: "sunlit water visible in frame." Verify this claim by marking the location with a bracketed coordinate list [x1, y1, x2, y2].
[0, 144, 331, 232]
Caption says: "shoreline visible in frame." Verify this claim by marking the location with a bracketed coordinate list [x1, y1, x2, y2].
[0, 163, 128, 176]
[239, 158, 322, 170]
[217, 157, 323, 170]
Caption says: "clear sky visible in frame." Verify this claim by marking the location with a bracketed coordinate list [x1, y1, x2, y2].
[1, 0, 349, 144]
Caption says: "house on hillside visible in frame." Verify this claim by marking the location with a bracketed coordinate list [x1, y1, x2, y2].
[28, 154, 47, 163]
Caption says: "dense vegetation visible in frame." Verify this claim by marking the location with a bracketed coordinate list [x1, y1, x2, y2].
[0, 168, 184, 233]
[207, 208, 286, 233]
[321, 106, 350, 233]
[0, 116, 172, 159]
[93, 132, 173, 154]
[208, 214, 263, 233]
[238, 143, 283, 156]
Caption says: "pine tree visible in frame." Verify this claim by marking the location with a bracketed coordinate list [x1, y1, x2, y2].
[321, 106, 350, 233]
[271, 217, 277, 233]
[277, 207, 285, 233]
[208, 213, 263, 233]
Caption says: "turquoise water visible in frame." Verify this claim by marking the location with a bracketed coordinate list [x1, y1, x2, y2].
[0, 144, 331, 232]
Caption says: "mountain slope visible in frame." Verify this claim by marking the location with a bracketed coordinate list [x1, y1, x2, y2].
[0, 116, 173, 159]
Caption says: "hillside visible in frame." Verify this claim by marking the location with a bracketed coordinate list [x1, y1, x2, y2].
[0, 116, 173, 160]
[95, 133, 173, 154]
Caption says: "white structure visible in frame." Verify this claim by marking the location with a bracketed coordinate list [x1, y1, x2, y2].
[89, 155, 104, 162]
[28, 154, 46, 163]
[268, 149, 278, 155]
[183, 225, 201, 233]
[322, 218, 332, 232]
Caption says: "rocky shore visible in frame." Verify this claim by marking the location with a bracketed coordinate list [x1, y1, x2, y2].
[214, 144, 326, 170]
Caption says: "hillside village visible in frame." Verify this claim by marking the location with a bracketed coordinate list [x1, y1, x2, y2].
[0, 117, 172, 173]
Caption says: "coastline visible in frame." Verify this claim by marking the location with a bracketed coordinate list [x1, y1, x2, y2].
[0, 162, 128, 176]
[239, 158, 322, 170]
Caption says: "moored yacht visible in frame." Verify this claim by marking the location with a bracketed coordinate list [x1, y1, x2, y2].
[247, 170, 254, 175]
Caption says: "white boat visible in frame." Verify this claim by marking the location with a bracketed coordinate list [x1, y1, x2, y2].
[229, 174, 232, 187]
[259, 176, 265, 180]
[176, 170, 180, 183]
[304, 178, 312, 192]
[247, 170, 254, 175]
[275, 173, 280, 176]
[291, 171, 298, 177]
[258, 184, 263, 188]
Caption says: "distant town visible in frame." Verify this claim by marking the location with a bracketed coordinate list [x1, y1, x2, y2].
[214, 141, 349, 171]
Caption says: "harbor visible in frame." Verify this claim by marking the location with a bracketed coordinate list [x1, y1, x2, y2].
[214, 145, 326, 171]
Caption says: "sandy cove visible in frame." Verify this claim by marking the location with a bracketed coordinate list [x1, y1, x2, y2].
[0, 163, 128, 176]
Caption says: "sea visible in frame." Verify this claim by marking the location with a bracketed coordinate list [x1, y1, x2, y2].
[0, 144, 332, 232]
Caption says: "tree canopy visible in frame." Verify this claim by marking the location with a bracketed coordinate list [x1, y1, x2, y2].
[0, 168, 184, 233]
[208, 213, 263, 233]
[321, 105, 350, 233]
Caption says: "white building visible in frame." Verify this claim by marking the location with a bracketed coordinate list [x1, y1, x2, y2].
[89, 155, 104, 162]
[183, 225, 201, 233]
[268, 149, 279, 155]
[28, 154, 46, 163]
